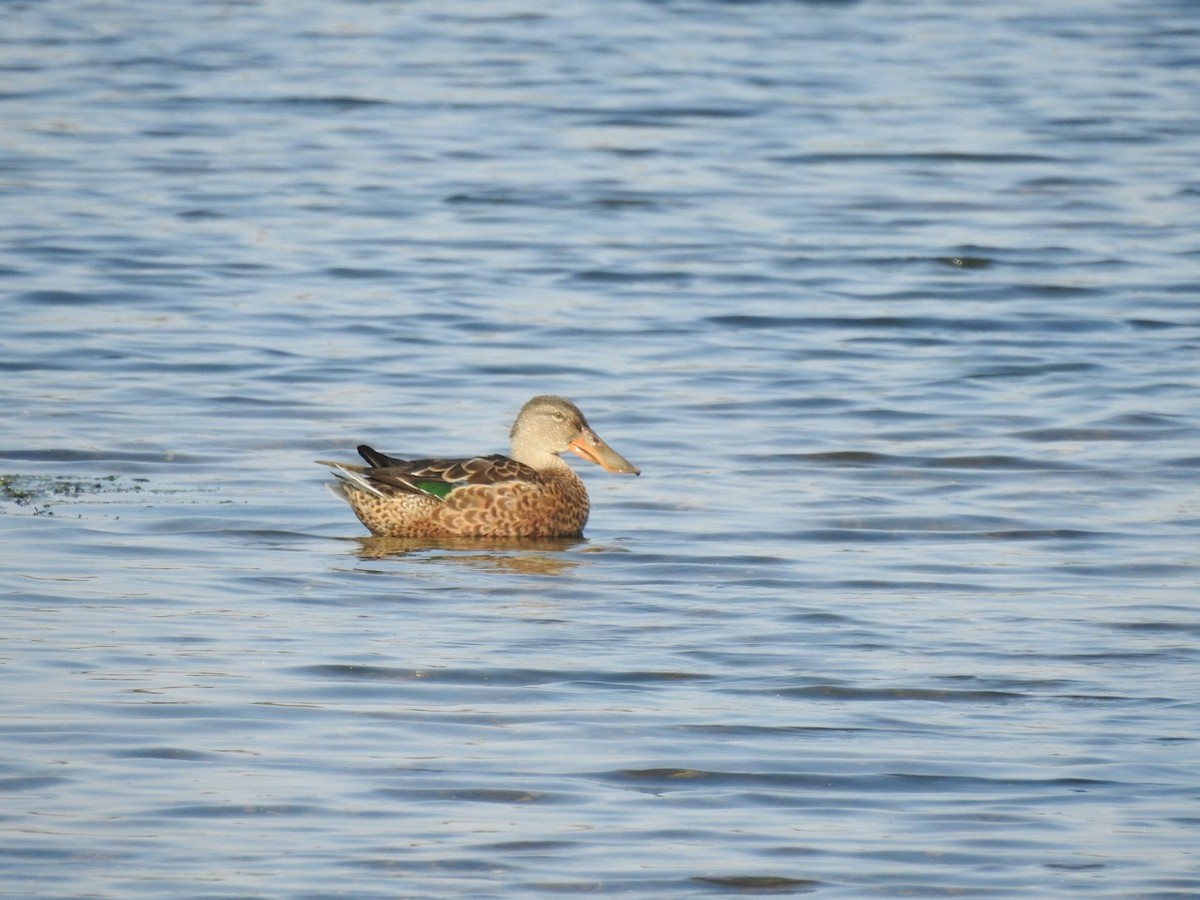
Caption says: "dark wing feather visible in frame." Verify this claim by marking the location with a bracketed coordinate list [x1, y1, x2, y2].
[357, 444, 407, 468]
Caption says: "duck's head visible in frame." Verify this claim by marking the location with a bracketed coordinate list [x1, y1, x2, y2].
[510, 395, 640, 475]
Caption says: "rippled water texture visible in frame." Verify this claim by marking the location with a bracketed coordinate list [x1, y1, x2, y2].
[2, 0, 1199, 896]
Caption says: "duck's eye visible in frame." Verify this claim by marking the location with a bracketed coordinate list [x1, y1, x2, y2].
[551, 412, 566, 422]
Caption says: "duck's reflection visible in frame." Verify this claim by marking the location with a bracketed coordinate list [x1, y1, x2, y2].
[351, 534, 585, 575]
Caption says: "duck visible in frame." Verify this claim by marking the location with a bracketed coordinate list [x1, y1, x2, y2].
[318, 395, 639, 538]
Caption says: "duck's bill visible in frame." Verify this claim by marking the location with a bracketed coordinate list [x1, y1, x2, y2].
[569, 428, 640, 475]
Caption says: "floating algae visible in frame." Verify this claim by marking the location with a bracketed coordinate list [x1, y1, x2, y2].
[0, 474, 146, 514]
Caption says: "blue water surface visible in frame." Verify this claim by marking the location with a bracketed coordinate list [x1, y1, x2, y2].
[2, 1, 1199, 896]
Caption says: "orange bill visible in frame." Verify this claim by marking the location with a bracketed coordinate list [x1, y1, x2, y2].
[568, 427, 640, 475]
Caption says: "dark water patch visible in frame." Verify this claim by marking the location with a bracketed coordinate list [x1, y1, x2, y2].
[635, 551, 792, 570]
[832, 310, 1114, 337]
[110, 53, 240, 74]
[0, 775, 71, 792]
[830, 520, 1103, 543]
[210, 393, 307, 408]
[680, 724, 869, 737]
[567, 670, 715, 689]
[693, 874, 821, 894]
[1018, 174, 1115, 191]
[1100, 619, 1200, 638]
[934, 255, 993, 269]
[1060, 563, 1198, 579]
[1016, 426, 1183, 442]
[8, 241, 90, 263]
[936, 675, 1086, 693]
[154, 358, 261, 375]
[1107, 412, 1189, 428]
[774, 685, 1024, 704]
[374, 788, 557, 804]
[323, 266, 403, 280]
[252, 95, 391, 111]
[2, 346, 125, 368]
[822, 514, 1014, 533]
[446, 188, 569, 207]
[1127, 317, 1189, 330]
[590, 192, 667, 211]
[1044, 861, 1106, 871]
[853, 406, 941, 423]
[1017, 427, 1195, 444]
[0, 845, 84, 862]
[857, 251, 1006, 271]
[965, 362, 1105, 381]
[772, 151, 1058, 166]
[924, 455, 1083, 471]
[291, 664, 712, 688]
[820, 578, 1006, 593]
[1021, 282, 1106, 298]
[571, 268, 693, 284]
[155, 803, 323, 818]
[706, 314, 1011, 333]
[584, 104, 755, 126]
[789, 450, 896, 467]
[604, 768, 1109, 794]
[93, 254, 197, 275]
[111, 747, 223, 762]
[16, 289, 105, 306]
[476, 839, 578, 852]
[176, 207, 227, 220]
[467, 362, 595, 377]
[791, 529, 911, 544]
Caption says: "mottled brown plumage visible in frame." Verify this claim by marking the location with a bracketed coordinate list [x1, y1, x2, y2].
[318, 395, 639, 538]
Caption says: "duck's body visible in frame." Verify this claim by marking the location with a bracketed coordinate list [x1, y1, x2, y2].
[319, 396, 639, 538]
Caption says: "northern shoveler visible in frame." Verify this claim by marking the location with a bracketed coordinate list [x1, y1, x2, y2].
[318, 395, 639, 538]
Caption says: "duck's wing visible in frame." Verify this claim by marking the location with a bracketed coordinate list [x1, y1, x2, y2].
[344, 446, 538, 500]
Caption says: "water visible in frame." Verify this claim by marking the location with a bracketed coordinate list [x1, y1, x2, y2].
[2, 0, 1199, 896]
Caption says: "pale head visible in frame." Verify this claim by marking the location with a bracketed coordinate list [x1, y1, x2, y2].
[509, 395, 640, 475]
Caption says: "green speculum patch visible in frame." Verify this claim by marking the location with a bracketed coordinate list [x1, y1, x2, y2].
[416, 480, 453, 500]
